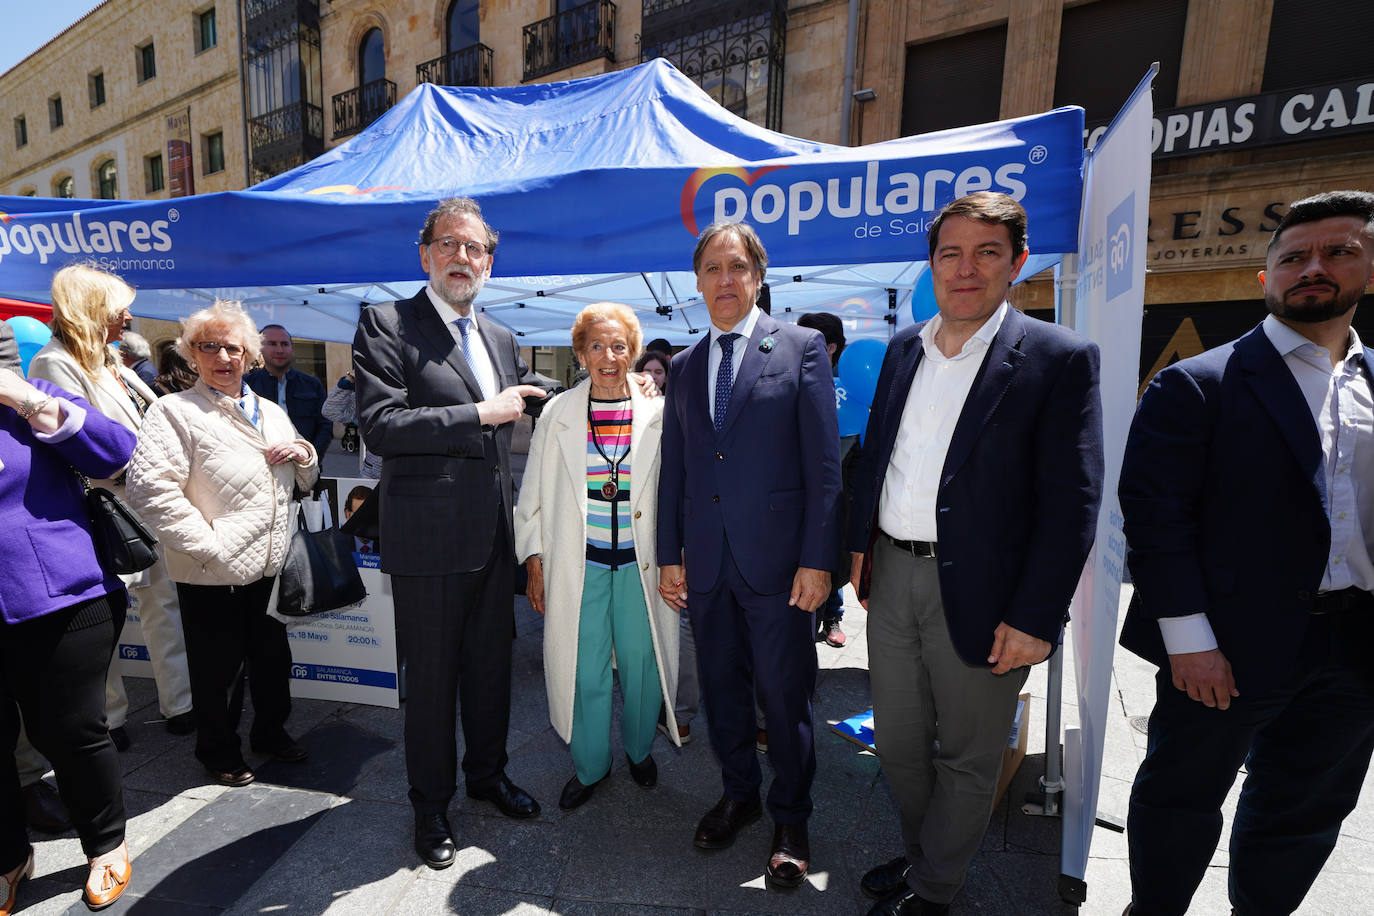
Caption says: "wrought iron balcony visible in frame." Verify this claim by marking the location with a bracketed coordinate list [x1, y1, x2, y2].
[523, 0, 616, 82]
[416, 42, 495, 88]
[332, 78, 396, 139]
[248, 101, 324, 177]
[245, 0, 319, 41]
[641, 0, 777, 46]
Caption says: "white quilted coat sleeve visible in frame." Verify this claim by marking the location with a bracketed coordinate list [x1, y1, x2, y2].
[127, 400, 219, 562]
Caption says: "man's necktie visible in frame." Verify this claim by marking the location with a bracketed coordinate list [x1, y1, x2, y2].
[455, 317, 495, 400]
[714, 332, 740, 434]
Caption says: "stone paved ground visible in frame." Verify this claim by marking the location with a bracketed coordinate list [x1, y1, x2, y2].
[11, 448, 1369, 914]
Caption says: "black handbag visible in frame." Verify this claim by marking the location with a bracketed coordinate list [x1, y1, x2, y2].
[84, 484, 159, 575]
[276, 505, 367, 616]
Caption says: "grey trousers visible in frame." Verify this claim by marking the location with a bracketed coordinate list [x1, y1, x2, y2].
[868, 536, 1028, 904]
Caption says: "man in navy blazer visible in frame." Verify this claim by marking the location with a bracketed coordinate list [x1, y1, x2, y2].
[1119, 190, 1374, 916]
[657, 221, 841, 889]
[847, 192, 1103, 916]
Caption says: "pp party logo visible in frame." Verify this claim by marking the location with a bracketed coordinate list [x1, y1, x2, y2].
[679, 166, 789, 235]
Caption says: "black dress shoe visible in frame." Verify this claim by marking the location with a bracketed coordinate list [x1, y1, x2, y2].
[627, 753, 657, 788]
[467, 775, 540, 818]
[558, 772, 608, 810]
[862, 854, 911, 899]
[22, 779, 71, 834]
[414, 812, 456, 870]
[165, 711, 196, 735]
[766, 821, 810, 889]
[251, 738, 309, 763]
[866, 887, 950, 916]
[693, 795, 762, 849]
[108, 726, 130, 752]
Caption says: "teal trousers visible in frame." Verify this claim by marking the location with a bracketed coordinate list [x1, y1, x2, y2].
[571, 564, 660, 784]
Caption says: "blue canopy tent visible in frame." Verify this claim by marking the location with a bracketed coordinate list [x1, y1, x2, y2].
[0, 59, 1084, 344]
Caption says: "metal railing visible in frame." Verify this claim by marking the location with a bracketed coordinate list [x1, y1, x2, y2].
[416, 42, 495, 88]
[248, 101, 324, 172]
[522, 0, 616, 82]
[245, 0, 318, 37]
[332, 78, 396, 139]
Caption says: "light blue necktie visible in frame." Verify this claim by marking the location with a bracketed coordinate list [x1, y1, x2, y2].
[714, 333, 740, 434]
[455, 317, 495, 400]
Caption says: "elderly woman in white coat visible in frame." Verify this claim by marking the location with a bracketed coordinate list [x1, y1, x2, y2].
[127, 300, 317, 789]
[27, 264, 194, 750]
[515, 302, 681, 810]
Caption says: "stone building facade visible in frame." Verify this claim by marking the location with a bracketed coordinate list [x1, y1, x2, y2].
[1, 1, 246, 200]
[11, 0, 1368, 384]
[851, 0, 1374, 378]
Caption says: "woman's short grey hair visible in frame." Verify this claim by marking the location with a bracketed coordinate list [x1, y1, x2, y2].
[176, 300, 262, 366]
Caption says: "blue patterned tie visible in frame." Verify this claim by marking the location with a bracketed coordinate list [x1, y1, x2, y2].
[455, 317, 494, 400]
[714, 332, 740, 433]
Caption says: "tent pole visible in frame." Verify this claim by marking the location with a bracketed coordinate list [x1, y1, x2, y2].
[1023, 254, 1080, 821]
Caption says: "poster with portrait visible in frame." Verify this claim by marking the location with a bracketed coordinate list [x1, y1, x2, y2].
[279, 477, 398, 708]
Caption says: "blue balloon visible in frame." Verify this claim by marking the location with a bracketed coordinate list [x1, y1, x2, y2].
[836, 384, 868, 438]
[6, 316, 51, 376]
[910, 267, 938, 323]
[6, 315, 50, 346]
[837, 337, 886, 408]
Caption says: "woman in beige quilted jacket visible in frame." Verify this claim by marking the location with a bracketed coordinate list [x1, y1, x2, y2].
[126, 300, 318, 789]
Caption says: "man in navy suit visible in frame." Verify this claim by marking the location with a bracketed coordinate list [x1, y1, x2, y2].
[657, 220, 841, 889]
[847, 192, 1103, 916]
[1119, 190, 1374, 916]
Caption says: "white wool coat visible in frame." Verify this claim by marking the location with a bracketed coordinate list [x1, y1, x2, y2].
[127, 378, 318, 585]
[514, 380, 680, 746]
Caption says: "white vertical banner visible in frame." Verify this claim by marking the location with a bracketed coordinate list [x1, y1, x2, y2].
[1060, 68, 1154, 889]
[281, 477, 399, 708]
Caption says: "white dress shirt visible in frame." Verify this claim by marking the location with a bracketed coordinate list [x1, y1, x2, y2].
[877, 302, 1010, 542]
[706, 306, 762, 425]
[1159, 314, 1374, 654]
[426, 285, 498, 401]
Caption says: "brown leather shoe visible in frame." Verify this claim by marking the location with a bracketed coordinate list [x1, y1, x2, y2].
[766, 821, 810, 889]
[83, 841, 130, 910]
[1, 847, 35, 916]
[207, 765, 255, 788]
[693, 795, 762, 849]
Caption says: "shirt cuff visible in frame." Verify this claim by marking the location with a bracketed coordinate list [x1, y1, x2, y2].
[32, 398, 85, 443]
[1158, 613, 1218, 655]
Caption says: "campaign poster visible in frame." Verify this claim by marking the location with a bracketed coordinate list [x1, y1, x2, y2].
[281, 477, 398, 708]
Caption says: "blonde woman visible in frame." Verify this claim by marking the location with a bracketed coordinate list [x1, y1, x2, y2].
[27, 264, 194, 751]
[515, 302, 680, 810]
[127, 301, 317, 788]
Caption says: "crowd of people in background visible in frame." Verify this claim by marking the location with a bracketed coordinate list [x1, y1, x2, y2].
[3, 187, 1373, 916]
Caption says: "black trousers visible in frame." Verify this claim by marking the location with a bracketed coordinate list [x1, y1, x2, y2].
[1128, 610, 1374, 916]
[392, 523, 514, 815]
[175, 578, 293, 772]
[1, 591, 127, 868]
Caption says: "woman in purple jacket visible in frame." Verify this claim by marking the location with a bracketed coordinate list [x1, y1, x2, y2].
[0, 366, 139, 913]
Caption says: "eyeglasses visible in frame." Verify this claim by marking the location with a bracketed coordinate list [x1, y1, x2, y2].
[426, 236, 489, 260]
[194, 341, 246, 358]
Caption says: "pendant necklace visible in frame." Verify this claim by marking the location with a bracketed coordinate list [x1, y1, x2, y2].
[589, 396, 630, 499]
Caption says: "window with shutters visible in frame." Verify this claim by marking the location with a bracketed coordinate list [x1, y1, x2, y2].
[1053, 0, 1187, 125]
[1262, 0, 1374, 91]
[902, 27, 1006, 137]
